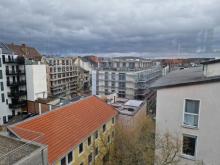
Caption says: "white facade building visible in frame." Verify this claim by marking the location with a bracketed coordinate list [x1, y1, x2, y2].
[25, 62, 47, 101]
[0, 44, 27, 124]
[152, 60, 220, 165]
[93, 57, 162, 100]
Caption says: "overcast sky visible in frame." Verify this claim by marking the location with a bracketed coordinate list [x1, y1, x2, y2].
[0, 0, 220, 56]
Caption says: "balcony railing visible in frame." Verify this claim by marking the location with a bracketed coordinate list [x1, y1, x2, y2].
[8, 90, 27, 98]
[7, 80, 26, 87]
[6, 70, 25, 75]
[3, 56, 25, 64]
[9, 100, 27, 109]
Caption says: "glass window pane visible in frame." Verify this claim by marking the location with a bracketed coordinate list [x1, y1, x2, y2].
[185, 100, 199, 114]
[184, 114, 198, 127]
[183, 136, 196, 156]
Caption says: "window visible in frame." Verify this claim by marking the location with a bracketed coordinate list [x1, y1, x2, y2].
[119, 73, 126, 81]
[88, 136, 91, 146]
[0, 82, 3, 91]
[105, 72, 108, 79]
[129, 62, 135, 69]
[88, 153, 92, 164]
[1, 93, 5, 102]
[67, 151, 73, 163]
[111, 72, 116, 80]
[118, 91, 126, 98]
[112, 117, 115, 124]
[105, 81, 108, 87]
[0, 70, 2, 79]
[119, 82, 126, 89]
[182, 135, 197, 157]
[103, 124, 106, 132]
[105, 89, 108, 95]
[111, 82, 115, 88]
[107, 135, 110, 143]
[183, 99, 200, 127]
[61, 157, 66, 165]
[112, 131, 114, 138]
[94, 130, 99, 139]
[95, 147, 99, 156]
[79, 143, 83, 154]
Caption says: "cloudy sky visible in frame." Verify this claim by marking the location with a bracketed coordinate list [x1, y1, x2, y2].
[0, 0, 220, 56]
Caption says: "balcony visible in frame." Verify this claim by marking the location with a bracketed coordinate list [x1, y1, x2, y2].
[6, 70, 25, 75]
[8, 90, 27, 98]
[9, 100, 27, 109]
[7, 80, 26, 87]
[3, 56, 25, 64]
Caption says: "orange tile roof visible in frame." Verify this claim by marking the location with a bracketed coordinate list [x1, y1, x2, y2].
[9, 96, 117, 164]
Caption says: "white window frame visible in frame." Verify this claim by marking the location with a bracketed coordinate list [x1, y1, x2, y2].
[181, 134, 197, 160]
[67, 150, 74, 165]
[182, 99, 200, 128]
[78, 142, 84, 156]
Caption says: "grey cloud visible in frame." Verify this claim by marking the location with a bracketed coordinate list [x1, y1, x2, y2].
[0, 0, 220, 56]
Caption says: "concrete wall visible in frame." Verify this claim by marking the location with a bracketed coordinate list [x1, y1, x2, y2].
[156, 82, 220, 165]
[26, 64, 47, 101]
[204, 62, 220, 77]
[117, 102, 146, 130]
[16, 145, 48, 165]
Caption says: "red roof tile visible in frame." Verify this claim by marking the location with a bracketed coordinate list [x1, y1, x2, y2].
[9, 96, 117, 164]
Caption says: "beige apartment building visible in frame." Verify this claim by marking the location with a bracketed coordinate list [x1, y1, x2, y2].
[42, 57, 78, 98]
[152, 59, 220, 165]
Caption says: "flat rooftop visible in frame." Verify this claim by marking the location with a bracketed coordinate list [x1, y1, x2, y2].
[151, 67, 220, 89]
[0, 135, 39, 164]
[111, 99, 144, 116]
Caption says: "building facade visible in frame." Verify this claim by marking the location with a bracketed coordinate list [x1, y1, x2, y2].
[0, 44, 27, 124]
[0, 43, 47, 125]
[42, 57, 78, 98]
[152, 60, 220, 165]
[93, 57, 162, 100]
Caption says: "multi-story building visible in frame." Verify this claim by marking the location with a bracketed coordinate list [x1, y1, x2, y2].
[152, 59, 220, 164]
[93, 57, 162, 100]
[73, 56, 99, 73]
[42, 57, 78, 98]
[0, 43, 27, 124]
[77, 67, 90, 95]
[0, 43, 47, 125]
[8, 96, 117, 165]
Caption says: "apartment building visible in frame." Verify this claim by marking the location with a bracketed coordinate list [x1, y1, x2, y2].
[8, 96, 117, 165]
[110, 97, 146, 130]
[152, 59, 220, 164]
[0, 43, 27, 124]
[42, 57, 78, 98]
[93, 57, 162, 100]
[0, 43, 47, 125]
[73, 56, 99, 73]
